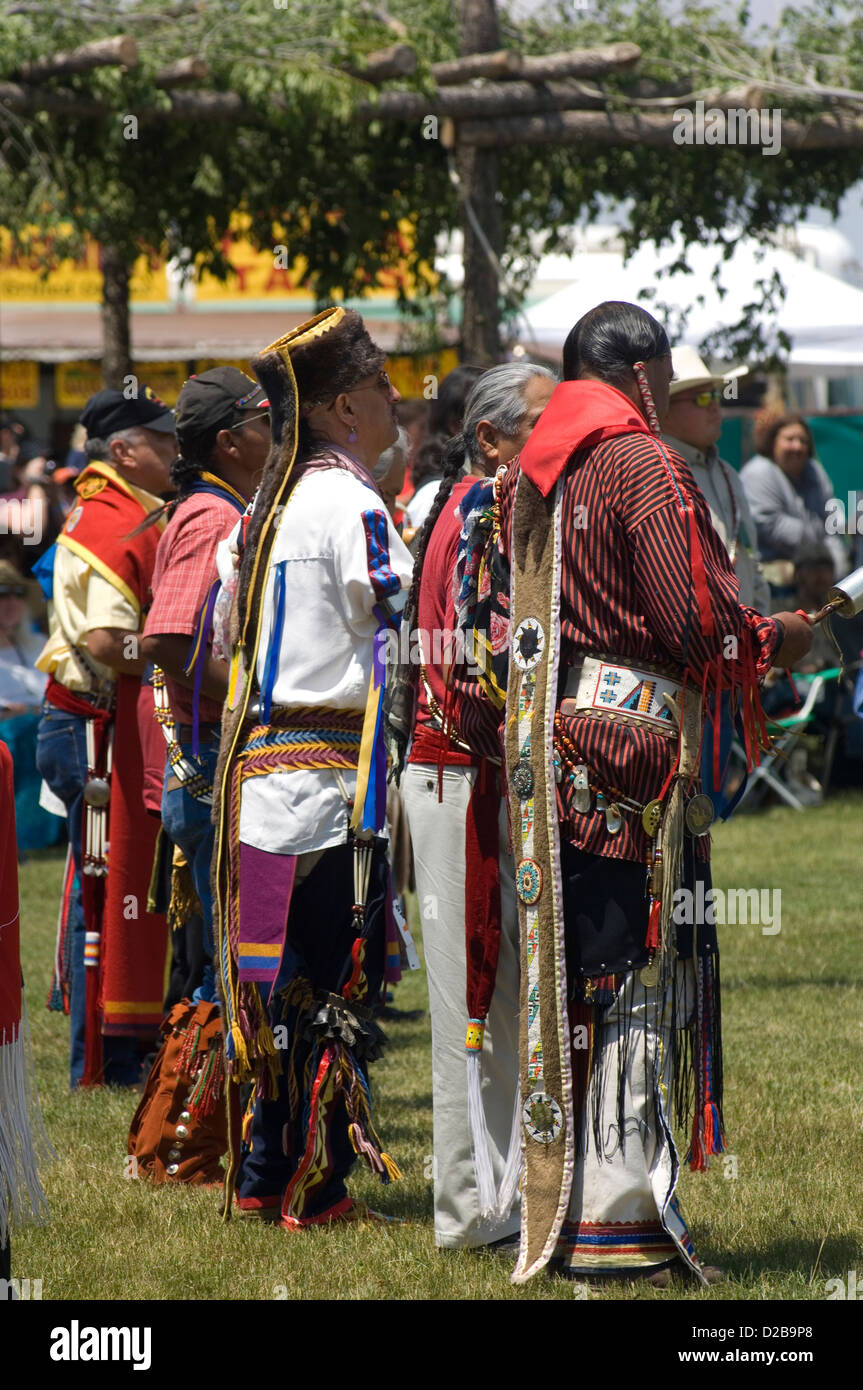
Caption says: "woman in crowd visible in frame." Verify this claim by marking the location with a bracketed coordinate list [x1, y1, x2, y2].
[740, 412, 848, 588]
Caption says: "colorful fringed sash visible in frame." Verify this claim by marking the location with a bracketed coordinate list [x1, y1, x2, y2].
[220, 706, 365, 1087]
[279, 837, 401, 1225]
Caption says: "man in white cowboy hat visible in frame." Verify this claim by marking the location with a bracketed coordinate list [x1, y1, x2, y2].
[662, 345, 769, 612]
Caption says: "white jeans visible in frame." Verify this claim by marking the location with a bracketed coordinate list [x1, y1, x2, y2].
[403, 762, 520, 1248]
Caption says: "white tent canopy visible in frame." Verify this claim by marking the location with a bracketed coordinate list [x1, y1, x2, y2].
[514, 236, 863, 374]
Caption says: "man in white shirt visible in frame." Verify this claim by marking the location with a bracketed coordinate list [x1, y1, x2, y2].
[214, 309, 413, 1228]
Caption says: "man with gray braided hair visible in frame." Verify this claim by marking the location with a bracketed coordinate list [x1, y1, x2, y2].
[400, 362, 554, 1254]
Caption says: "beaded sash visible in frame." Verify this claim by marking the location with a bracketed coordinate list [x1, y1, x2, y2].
[236, 705, 364, 779]
[221, 704, 366, 1070]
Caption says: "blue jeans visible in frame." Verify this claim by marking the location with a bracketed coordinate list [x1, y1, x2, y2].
[35, 701, 139, 1088]
[160, 739, 220, 1004]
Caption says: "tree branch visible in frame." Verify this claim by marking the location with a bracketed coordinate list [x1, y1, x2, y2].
[456, 106, 863, 149]
[348, 43, 417, 83]
[160, 89, 247, 118]
[431, 50, 522, 84]
[13, 35, 138, 82]
[432, 42, 641, 85]
[154, 57, 210, 88]
[362, 79, 607, 121]
[0, 81, 106, 117]
[516, 43, 642, 81]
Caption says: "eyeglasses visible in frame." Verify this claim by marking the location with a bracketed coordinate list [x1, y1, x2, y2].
[681, 389, 722, 407]
[229, 410, 271, 430]
[314, 370, 395, 413]
[350, 370, 393, 396]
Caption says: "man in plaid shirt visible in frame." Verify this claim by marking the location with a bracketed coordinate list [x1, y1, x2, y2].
[143, 368, 270, 1001]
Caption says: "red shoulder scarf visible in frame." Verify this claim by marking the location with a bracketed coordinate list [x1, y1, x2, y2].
[56, 461, 164, 616]
[518, 380, 652, 497]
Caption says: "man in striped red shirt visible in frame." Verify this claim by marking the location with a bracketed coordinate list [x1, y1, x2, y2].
[493, 302, 811, 1286]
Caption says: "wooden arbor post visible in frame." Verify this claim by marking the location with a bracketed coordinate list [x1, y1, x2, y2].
[453, 0, 504, 365]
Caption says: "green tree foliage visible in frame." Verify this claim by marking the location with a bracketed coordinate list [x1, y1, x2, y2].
[494, 0, 863, 358]
[2, 0, 863, 361]
[0, 0, 451, 302]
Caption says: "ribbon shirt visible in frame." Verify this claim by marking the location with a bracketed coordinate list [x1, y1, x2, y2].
[238, 466, 412, 856]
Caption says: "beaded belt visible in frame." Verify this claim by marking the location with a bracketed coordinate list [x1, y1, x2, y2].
[237, 706, 364, 779]
[561, 654, 683, 734]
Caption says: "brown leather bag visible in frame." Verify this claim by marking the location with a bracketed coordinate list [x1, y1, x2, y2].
[127, 999, 227, 1185]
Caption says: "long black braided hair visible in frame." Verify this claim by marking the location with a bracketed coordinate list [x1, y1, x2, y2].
[387, 433, 467, 777]
[401, 432, 468, 650]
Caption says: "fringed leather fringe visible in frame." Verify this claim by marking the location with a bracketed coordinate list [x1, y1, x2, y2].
[0, 998, 55, 1246]
[568, 950, 723, 1176]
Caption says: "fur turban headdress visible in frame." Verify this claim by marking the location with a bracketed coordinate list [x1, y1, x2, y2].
[235, 307, 386, 652]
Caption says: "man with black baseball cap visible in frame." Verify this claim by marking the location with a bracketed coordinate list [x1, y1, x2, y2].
[173, 365, 268, 440]
[37, 384, 176, 1089]
[80, 384, 177, 436]
[142, 368, 270, 1008]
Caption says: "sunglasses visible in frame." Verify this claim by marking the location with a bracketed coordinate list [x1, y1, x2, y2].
[0, 586, 26, 598]
[680, 389, 722, 407]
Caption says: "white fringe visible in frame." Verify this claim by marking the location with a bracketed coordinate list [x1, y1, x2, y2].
[466, 1051, 496, 1218]
[0, 992, 55, 1248]
[495, 1086, 523, 1219]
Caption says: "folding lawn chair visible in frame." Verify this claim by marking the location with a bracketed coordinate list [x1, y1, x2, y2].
[729, 667, 842, 811]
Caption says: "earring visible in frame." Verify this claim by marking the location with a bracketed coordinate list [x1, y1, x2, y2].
[348, 428, 358, 443]
[632, 362, 661, 436]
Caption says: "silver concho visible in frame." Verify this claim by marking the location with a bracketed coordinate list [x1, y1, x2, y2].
[522, 1090, 563, 1144]
[512, 618, 545, 672]
[512, 759, 534, 798]
[83, 777, 111, 808]
[685, 793, 714, 837]
[640, 958, 660, 988]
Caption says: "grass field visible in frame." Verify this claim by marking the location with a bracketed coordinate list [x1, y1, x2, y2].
[12, 793, 863, 1301]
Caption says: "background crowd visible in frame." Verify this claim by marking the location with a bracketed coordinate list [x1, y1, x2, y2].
[2, 357, 862, 862]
